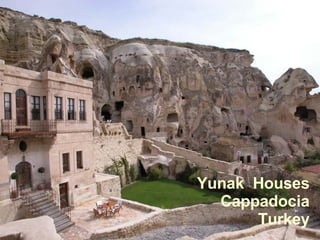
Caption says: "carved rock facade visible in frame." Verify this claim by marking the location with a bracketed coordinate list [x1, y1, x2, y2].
[1, 7, 319, 158]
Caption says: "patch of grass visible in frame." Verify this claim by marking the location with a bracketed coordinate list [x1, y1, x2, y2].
[121, 179, 223, 209]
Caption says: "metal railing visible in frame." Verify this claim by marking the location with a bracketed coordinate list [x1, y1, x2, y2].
[1, 119, 57, 134]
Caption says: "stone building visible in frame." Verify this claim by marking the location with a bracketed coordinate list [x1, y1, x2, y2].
[0, 59, 98, 206]
[211, 136, 266, 164]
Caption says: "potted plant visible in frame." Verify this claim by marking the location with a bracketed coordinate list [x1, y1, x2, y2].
[37, 167, 46, 190]
[10, 172, 18, 180]
[10, 172, 18, 198]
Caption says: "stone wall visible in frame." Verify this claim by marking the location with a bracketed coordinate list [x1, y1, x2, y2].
[96, 173, 121, 198]
[94, 124, 143, 173]
[144, 140, 242, 178]
[90, 201, 292, 239]
[73, 183, 97, 207]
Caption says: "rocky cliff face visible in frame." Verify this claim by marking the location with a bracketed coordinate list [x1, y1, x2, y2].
[1, 7, 319, 157]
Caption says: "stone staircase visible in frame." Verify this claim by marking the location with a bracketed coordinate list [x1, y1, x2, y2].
[23, 191, 74, 232]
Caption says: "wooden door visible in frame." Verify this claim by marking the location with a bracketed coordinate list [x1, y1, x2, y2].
[16, 89, 27, 126]
[59, 182, 69, 209]
[15, 161, 32, 190]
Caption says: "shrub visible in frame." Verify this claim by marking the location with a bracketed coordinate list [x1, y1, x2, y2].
[10, 172, 18, 180]
[120, 155, 130, 184]
[284, 161, 296, 173]
[188, 170, 200, 185]
[201, 149, 211, 157]
[176, 164, 199, 184]
[148, 166, 162, 180]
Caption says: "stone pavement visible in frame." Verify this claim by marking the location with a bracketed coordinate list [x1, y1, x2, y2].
[59, 197, 151, 240]
[59, 225, 91, 240]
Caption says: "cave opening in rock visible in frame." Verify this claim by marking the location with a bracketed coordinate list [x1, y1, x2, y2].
[129, 86, 135, 95]
[167, 113, 179, 122]
[115, 101, 124, 111]
[51, 54, 57, 64]
[101, 104, 112, 121]
[138, 160, 147, 178]
[141, 127, 145, 137]
[81, 65, 94, 79]
[126, 120, 133, 132]
[295, 106, 317, 122]
[307, 138, 314, 145]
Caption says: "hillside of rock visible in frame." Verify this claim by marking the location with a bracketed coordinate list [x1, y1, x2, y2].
[1, 7, 319, 157]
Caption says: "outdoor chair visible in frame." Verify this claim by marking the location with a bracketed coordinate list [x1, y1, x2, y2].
[93, 208, 104, 217]
[116, 199, 123, 209]
[109, 204, 121, 216]
[96, 200, 103, 208]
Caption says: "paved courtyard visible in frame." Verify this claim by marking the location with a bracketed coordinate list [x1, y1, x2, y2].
[59, 197, 152, 240]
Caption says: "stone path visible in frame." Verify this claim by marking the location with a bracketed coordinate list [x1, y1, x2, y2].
[59, 223, 252, 240]
[59, 225, 91, 240]
[115, 224, 253, 240]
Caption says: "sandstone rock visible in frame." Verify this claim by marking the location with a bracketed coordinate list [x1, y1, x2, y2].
[270, 135, 291, 155]
[1, 7, 320, 158]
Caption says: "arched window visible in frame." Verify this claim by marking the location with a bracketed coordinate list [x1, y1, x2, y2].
[16, 89, 27, 125]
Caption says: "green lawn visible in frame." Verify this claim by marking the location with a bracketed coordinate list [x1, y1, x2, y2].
[121, 179, 223, 209]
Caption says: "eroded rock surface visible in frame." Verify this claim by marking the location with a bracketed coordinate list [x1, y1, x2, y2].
[1, 7, 319, 157]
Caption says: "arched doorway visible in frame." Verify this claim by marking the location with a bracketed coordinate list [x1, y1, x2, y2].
[101, 104, 112, 121]
[15, 161, 32, 189]
[16, 89, 27, 125]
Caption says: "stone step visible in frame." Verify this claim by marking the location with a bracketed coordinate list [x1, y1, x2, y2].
[39, 205, 58, 214]
[53, 214, 69, 224]
[28, 191, 46, 199]
[49, 211, 64, 218]
[55, 217, 71, 228]
[42, 207, 60, 216]
[22, 190, 74, 233]
[29, 195, 47, 203]
[56, 221, 74, 233]
[36, 201, 55, 209]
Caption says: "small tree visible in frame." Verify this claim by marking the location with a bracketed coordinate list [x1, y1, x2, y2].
[104, 158, 124, 186]
[120, 155, 131, 184]
[129, 164, 137, 182]
[148, 166, 162, 180]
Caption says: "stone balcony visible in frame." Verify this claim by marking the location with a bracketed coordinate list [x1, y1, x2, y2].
[1, 119, 57, 139]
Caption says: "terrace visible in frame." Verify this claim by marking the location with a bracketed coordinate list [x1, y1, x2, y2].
[1, 119, 57, 139]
